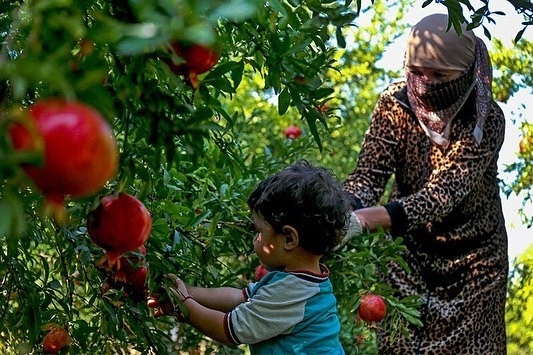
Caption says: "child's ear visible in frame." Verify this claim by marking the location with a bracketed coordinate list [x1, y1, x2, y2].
[282, 225, 299, 250]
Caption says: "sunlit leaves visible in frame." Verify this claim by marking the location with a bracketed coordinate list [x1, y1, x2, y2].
[506, 245, 533, 354]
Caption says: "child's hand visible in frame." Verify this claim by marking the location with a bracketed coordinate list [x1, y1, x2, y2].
[147, 274, 190, 321]
[171, 275, 190, 299]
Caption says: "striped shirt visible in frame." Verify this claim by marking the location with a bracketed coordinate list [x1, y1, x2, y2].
[224, 264, 345, 355]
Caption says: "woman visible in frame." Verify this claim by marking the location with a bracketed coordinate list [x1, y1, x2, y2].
[340, 13, 508, 354]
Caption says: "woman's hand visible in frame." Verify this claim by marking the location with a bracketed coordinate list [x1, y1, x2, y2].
[334, 211, 364, 251]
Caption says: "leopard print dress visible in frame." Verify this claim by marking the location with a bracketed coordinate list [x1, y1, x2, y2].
[344, 82, 508, 354]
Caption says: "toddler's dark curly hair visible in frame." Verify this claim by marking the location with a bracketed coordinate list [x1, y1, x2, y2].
[247, 159, 351, 255]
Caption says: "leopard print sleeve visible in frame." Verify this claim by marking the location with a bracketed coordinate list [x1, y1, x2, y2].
[344, 81, 505, 237]
[343, 85, 400, 208]
[399, 100, 505, 231]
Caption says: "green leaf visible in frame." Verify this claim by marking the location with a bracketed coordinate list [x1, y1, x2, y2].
[172, 230, 181, 245]
[304, 111, 323, 151]
[230, 60, 245, 89]
[0, 194, 26, 241]
[190, 211, 211, 228]
[403, 313, 424, 326]
[336, 26, 346, 48]
[278, 88, 291, 115]
[311, 87, 334, 100]
[40, 255, 50, 286]
[0, 200, 13, 237]
[515, 27, 526, 43]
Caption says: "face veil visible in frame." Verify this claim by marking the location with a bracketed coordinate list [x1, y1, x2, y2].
[404, 14, 493, 149]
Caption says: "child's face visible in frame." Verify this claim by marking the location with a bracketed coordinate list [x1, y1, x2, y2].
[252, 212, 286, 271]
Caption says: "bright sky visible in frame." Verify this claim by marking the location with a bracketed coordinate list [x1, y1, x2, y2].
[371, 0, 533, 262]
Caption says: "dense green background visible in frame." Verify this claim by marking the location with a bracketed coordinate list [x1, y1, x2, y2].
[0, 0, 532, 354]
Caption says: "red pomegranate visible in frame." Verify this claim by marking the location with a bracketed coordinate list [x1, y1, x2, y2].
[168, 42, 220, 75]
[87, 193, 152, 268]
[124, 265, 148, 289]
[109, 264, 148, 302]
[165, 40, 221, 88]
[284, 125, 302, 139]
[112, 245, 147, 283]
[254, 264, 268, 281]
[357, 293, 387, 323]
[104, 246, 149, 302]
[42, 327, 71, 354]
[8, 98, 118, 220]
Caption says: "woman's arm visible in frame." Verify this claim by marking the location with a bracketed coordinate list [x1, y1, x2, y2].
[354, 206, 392, 233]
[344, 91, 399, 208]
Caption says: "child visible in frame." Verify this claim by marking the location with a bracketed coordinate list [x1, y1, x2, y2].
[147, 159, 350, 354]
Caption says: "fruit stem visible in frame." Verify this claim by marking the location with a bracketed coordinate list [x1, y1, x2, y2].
[44, 196, 67, 226]
[95, 252, 122, 271]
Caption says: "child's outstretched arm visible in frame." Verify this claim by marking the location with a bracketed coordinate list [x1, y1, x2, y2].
[185, 284, 247, 312]
[147, 274, 247, 345]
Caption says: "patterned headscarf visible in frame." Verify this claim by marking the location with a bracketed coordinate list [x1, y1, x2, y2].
[405, 13, 493, 149]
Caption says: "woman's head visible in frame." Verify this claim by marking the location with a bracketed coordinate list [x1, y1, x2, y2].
[403, 13, 493, 148]
[405, 13, 476, 72]
[247, 159, 351, 256]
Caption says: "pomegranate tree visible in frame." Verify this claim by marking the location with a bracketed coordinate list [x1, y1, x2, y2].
[284, 125, 302, 139]
[8, 98, 118, 221]
[357, 293, 387, 323]
[42, 326, 71, 354]
[87, 193, 152, 268]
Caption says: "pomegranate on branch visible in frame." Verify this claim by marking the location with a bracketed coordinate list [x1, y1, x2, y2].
[100, 245, 149, 302]
[357, 293, 387, 323]
[165, 41, 220, 89]
[87, 193, 152, 269]
[284, 125, 302, 139]
[163, 27, 221, 89]
[8, 98, 118, 223]
[42, 325, 71, 354]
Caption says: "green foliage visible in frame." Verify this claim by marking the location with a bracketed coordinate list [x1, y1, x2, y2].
[421, 0, 533, 41]
[491, 37, 533, 227]
[492, 39, 533, 103]
[502, 120, 533, 227]
[0, 0, 531, 354]
[506, 245, 533, 354]
[492, 35, 533, 226]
